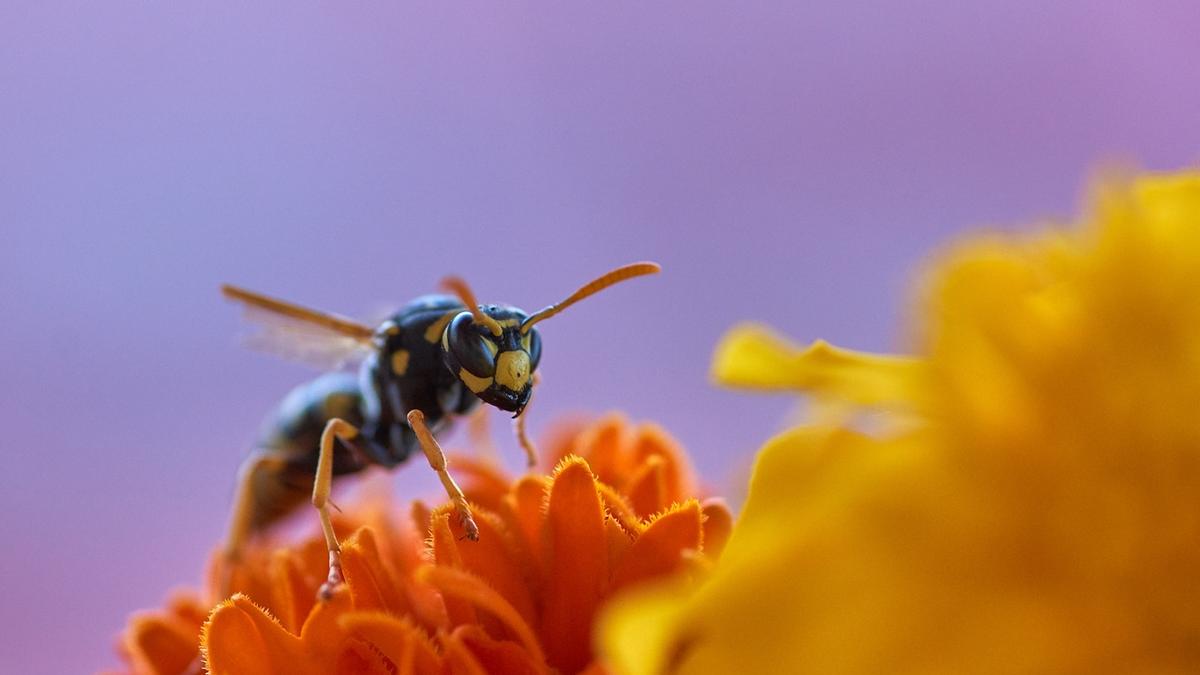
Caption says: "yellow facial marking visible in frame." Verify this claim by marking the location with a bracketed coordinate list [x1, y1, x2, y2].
[459, 368, 494, 394]
[521, 333, 532, 352]
[495, 350, 531, 391]
[425, 309, 458, 343]
[391, 349, 410, 376]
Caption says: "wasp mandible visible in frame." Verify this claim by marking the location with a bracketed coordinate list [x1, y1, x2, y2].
[219, 262, 660, 598]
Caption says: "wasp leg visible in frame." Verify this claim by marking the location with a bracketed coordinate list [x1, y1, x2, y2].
[513, 391, 537, 468]
[217, 450, 292, 600]
[466, 404, 500, 461]
[313, 418, 362, 600]
[407, 409, 480, 541]
[513, 371, 541, 467]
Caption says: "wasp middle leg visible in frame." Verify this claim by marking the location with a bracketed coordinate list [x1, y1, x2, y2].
[312, 418, 366, 599]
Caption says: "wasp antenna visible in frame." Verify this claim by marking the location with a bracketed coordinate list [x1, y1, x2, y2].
[440, 276, 504, 337]
[520, 261, 661, 334]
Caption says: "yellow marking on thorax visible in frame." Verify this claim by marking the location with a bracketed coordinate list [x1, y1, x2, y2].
[391, 349, 411, 376]
[459, 368, 494, 394]
[495, 350, 531, 391]
[424, 309, 459, 343]
[323, 392, 358, 419]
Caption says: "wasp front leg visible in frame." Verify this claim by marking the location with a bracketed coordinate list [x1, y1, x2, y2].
[512, 371, 542, 468]
[408, 409, 480, 541]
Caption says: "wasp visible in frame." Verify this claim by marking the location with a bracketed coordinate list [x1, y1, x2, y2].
[218, 262, 660, 598]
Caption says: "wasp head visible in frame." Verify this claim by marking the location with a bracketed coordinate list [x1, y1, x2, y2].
[441, 306, 541, 416]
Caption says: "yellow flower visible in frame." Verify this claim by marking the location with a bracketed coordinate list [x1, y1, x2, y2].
[113, 414, 732, 675]
[601, 171, 1200, 674]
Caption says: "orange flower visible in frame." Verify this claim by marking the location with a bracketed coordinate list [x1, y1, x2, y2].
[114, 413, 732, 675]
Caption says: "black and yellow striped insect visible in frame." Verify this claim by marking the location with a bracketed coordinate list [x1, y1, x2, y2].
[218, 262, 660, 598]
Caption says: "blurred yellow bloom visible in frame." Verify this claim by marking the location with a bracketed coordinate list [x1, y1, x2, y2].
[601, 172, 1200, 674]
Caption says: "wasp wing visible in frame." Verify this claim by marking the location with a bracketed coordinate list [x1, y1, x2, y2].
[222, 284, 377, 371]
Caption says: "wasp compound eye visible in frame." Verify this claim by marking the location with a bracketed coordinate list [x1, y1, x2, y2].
[446, 311, 498, 378]
[523, 326, 543, 371]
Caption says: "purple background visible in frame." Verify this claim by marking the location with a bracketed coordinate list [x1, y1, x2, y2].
[2, 2, 1198, 672]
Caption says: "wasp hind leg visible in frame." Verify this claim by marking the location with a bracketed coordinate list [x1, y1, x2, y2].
[407, 409, 480, 542]
[217, 450, 296, 601]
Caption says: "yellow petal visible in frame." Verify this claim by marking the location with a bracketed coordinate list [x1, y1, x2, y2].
[712, 323, 922, 406]
[597, 578, 696, 675]
[699, 498, 733, 560]
[599, 427, 926, 675]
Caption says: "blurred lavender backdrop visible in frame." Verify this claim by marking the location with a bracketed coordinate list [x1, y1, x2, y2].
[1, 1, 1198, 672]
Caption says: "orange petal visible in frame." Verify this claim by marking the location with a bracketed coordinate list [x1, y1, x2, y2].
[202, 595, 302, 675]
[430, 504, 538, 629]
[536, 414, 594, 471]
[420, 565, 547, 669]
[610, 500, 703, 592]
[630, 423, 695, 506]
[507, 475, 550, 574]
[430, 511, 479, 627]
[700, 498, 734, 559]
[539, 457, 608, 673]
[164, 591, 209, 628]
[455, 624, 545, 675]
[411, 500, 432, 538]
[331, 642, 396, 675]
[122, 612, 199, 675]
[570, 413, 631, 485]
[624, 455, 669, 518]
[441, 628, 488, 675]
[268, 548, 317, 633]
[340, 527, 410, 617]
[297, 586, 355, 659]
[340, 611, 443, 675]
[449, 454, 514, 513]
[596, 481, 643, 535]
[606, 516, 636, 574]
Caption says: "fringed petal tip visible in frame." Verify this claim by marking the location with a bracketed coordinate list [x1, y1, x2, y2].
[118, 413, 720, 675]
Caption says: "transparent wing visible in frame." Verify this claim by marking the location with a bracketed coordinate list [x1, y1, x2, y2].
[237, 305, 374, 370]
[222, 284, 376, 371]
